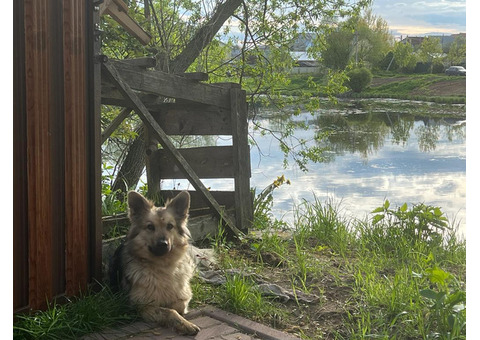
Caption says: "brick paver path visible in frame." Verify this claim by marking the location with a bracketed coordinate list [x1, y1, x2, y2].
[81, 306, 301, 340]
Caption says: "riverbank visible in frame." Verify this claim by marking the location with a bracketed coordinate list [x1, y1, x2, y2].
[280, 72, 466, 104]
[192, 193, 466, 339]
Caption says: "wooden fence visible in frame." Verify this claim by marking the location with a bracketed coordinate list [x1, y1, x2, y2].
[101, 59, 253, 236]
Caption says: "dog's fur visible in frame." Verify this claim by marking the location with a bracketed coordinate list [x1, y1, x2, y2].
[110, 191, 200, 335]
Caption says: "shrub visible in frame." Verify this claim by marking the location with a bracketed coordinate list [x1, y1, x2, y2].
[432, 61, 445, 74]
[346, 67, 372, 93]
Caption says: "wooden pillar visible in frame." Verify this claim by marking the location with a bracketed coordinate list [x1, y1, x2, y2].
[230, 88, 253, 232]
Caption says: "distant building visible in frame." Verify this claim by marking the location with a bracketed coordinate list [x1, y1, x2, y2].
[400, 33, 466, 50]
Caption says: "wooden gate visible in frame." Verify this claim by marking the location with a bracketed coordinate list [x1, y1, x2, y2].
[101, 59, 253, 236]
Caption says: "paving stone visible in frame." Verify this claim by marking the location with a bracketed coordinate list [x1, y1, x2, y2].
[189, 316, 222, 329]
[194, 323, 238, 340]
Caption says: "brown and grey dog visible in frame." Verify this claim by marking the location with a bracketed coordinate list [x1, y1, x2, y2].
[109, 190, 200, 335]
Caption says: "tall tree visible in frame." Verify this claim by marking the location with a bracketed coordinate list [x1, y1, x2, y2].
[446, 35, 466, 66]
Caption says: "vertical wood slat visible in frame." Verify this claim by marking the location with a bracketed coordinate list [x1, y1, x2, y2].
[13, 0, 29, 313]
[24, 0, 54, 310]
[89, 2, 104, 283]
[63, 0, 89, 295]
[230, 88, 253, 232]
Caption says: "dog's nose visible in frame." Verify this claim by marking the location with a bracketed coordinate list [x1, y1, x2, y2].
[149, 239, 169, 256]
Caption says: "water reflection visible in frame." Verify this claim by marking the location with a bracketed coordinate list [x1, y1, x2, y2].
[250, 101, 466, 237]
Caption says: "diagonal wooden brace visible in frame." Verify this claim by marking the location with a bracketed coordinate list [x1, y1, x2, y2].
[102, 61, 243, 237]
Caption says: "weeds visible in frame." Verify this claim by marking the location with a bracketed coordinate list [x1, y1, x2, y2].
[13, 284, 138, 340]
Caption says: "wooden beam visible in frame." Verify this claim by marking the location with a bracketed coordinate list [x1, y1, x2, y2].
[101, 61, 243, 237]
[101, 107, 131, 144]
[107, 61, 231, 108]
[102, 0, 151, 45]
[116, 57, 157, 69]
[152, 146, 235, 179]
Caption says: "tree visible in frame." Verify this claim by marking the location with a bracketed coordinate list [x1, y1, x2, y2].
[393, 41, 417, 73]
[418, 36, 443, 64]
[318, 8, 393, 70]
[101, 0, 373, 195]
[321, 29, 354, 70]
[446, 36, 466, 66]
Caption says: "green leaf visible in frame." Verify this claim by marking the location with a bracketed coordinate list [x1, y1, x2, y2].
[400, 202, 408, 212]
[384, 200, 390, 209]
[426, 267, 452, 286]
[420, 289, 438, 300]
[371, 207, 384, 213]
[372, 214, 385, 225]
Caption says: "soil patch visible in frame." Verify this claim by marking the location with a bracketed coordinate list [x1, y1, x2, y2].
[410, 78, 466, 96]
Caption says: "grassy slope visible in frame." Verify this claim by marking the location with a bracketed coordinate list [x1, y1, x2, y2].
[192, 194, 466, 339]
[279, 72, 466, 104]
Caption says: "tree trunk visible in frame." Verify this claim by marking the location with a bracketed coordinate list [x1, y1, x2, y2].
[112, 127, 145, 196]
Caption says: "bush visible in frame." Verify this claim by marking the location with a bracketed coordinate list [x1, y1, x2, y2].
[346, 67, 372, 93]
[432, 61, 445, 74]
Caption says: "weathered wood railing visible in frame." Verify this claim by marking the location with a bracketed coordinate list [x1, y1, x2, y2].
[101, 58, 253, 236]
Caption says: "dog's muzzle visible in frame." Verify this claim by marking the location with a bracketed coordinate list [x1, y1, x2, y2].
[148, 239, 169, 256]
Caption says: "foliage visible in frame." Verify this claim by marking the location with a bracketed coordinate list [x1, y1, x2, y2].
[418, 36, 443, 64]
[13, 284, 138, 340]
[393, 41, 417, 72]
[446, 35, 466, 66]
[320, 28, 354, 70]
[318, 7, 393, 70]
[101, 163, 126, 216]
[346, 67, 372, 92]
[193, 194, 465, 339]
[371, 200, 450, 246]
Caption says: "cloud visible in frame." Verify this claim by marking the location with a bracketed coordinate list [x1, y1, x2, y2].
[372, 0, 466, 36]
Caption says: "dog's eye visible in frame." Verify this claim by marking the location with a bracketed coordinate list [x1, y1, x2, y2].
[167, 223, 174, 231]
[147, 223, 155, 231]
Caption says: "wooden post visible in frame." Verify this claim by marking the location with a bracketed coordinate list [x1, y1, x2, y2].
[231, 88, 253, 232]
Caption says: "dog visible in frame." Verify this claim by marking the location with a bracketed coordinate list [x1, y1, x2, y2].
[109, 190, 200, 335]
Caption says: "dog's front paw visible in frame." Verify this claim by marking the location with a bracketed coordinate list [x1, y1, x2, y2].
[176, 319, 200, 335]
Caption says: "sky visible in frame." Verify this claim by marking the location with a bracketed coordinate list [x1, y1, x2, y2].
[371, 0, 466, 38]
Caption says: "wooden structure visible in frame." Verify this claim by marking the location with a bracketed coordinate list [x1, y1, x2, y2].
[13, 0, 251, 315]
[13, 0, 102, 312]
[101, 58, 253, 236]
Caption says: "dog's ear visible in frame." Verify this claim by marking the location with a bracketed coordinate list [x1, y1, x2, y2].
[166, 191, 190, 220]
[127, 191, 153, 218]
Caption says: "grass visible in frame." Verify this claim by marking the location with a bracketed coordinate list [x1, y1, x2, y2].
[271, 72, 466, 104]
[13, 284, 139, 340]
[191, 192, 466, 339]
[14, 189, 466, 339]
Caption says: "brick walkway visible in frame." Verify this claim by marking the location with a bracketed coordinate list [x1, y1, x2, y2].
[81, 306, 301, 340]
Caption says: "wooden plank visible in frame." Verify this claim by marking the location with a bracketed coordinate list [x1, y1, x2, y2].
[101, 61, 243, 237]
[177, 72, 209, 81]
[63, 0, 88, 296]
[160, 190, 235, 210]
[89, 0, 104, 284]
[103, 0, 151, 45]
[101, 107, 131, 143]
[101, 100, 232, 135]
[107, 61, 231, 109]
[24, 0, 54, 310]
[116, 57, 156, 69]
[152, 146, 234, 179]
[231, 88, 253, 232]
[13, 0, 29, 312]
[150, 104, 232, 135]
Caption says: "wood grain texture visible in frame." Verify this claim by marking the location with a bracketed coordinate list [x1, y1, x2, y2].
[63, 0, 88, 296]
[24, 0, 54, 310]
